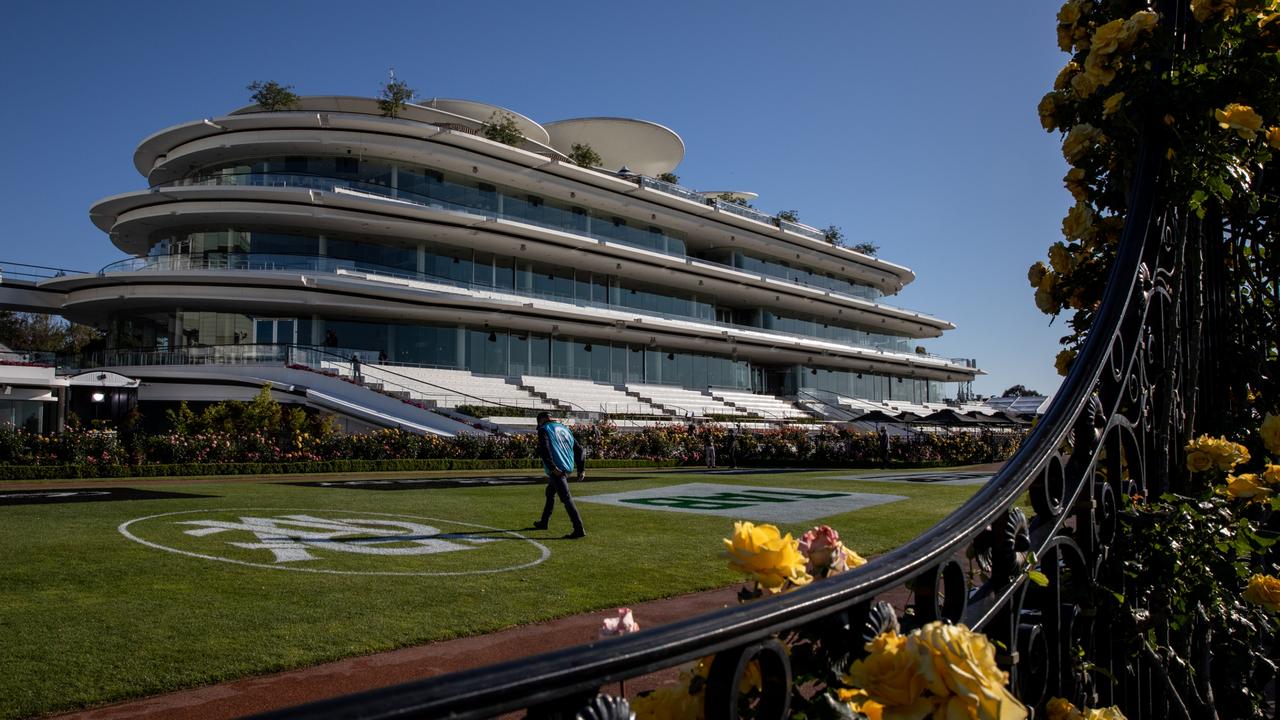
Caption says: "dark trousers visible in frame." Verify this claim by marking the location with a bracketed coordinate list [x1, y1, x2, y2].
[540, 472, 584, 532]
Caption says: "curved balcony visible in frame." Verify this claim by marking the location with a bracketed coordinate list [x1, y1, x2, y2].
[141, 172, 939, 324]
[96, 251, 965, 367]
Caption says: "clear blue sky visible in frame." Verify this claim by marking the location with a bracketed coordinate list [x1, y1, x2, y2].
[0, 1, 1071, 398]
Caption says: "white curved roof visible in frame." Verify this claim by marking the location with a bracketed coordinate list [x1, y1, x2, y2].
[418, 98, 551, 146]
[543, 117, 684, 176]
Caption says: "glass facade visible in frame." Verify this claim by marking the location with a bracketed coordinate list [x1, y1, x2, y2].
[177, 156, 687, 257]
[108, 312, 754, 389]
[799, 367, 936, 404]
[141, 229, 913, 346]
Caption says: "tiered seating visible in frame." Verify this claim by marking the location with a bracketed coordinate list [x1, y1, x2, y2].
[710, 389, 813, 420]
[626, 384, 741, 418]
[519, 376, 667, 416]
[365, 365, 554, 412]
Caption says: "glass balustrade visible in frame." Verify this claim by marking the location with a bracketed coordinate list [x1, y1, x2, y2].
[98, 251, 948, 361]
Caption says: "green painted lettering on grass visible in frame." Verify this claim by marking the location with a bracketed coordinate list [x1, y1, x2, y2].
[622, 489, 849, 510]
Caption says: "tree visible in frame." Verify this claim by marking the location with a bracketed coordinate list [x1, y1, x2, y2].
[482, 111, 524, 146]
[822, 224, 844, 246]
[0, 312, 102, 353]
[849, 241, 880, 256]
[378, 76, 415, 118]
[717, 193, 754, 208]
[246, 81, 299, 111]
[776, 209, 800, 223]
[568, 143, 602, 168]
[656, 172, 680, 184]
[999, 384, 1041, 397]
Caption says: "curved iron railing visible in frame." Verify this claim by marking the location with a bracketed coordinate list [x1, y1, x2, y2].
[250, 5, 1225, 719]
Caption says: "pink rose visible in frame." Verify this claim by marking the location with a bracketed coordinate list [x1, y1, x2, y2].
[798, 525, 866, 576]
[798, 525, 843, 571]
[599, 608, 640, 638]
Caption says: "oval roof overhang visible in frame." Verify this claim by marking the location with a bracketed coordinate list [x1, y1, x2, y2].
[543, 117, 684, 177]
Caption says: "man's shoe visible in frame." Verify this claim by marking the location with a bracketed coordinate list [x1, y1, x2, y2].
[564, 529, 586, 539]
[530, 521, 548, 530]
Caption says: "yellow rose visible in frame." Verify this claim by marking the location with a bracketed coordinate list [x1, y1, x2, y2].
[909, 622, 1027, 720]
[1058, 25, 1076, 52]
[1065, 168, 1089, 201]
[846, 631, 934, 718]
[1263, 464, 1280, 486]
[1047, 697, 1084, 720]
[1261, 413, 1280, 453]
[1058, 0, 1084, 25]
[1102, 92, 1126, 117]
[1123, 10, 1159, 39]
[1070, 71, 1099, 99]
[1055, 348, 1077, 376]
[1036, 286, 1060, 315]
[1186, 450, 1214, 473]
[1049, 243, 1073, 274]
[1186, 435, 1250, 470]
[1063, 203, 1096, 242]
[1225, 473, 1271, 501]
[723, 521, 811, 593]
[1039, 93, 1060, 131]
[1062, 124, 1103, 163]
[835, 689, 884, 720]
[1243, 574, 1280, 612]
[1028, 261, 1049, 289]
[1055, 62, 1080, 91]
[1215, 103, 1263, 140]
[1083, 51, 1117, 88]
[1090, 19, 1127, 55]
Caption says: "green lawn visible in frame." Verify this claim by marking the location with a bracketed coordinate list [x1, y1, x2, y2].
[0, 467, 989, 719]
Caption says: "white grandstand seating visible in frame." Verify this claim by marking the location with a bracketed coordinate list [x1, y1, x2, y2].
[519, 376, 667, 416]
[360, 365, 555, 411]
[626, 384, 744, 418]
[710, 389, 813, 420]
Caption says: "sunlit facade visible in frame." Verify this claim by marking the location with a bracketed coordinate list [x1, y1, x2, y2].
[51, 96, 977, 404]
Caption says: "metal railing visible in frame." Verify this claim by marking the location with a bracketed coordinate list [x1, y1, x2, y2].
[0, 261, 87, 282]
[250, 3, 1235, 719]
[712, 198, 779, 226]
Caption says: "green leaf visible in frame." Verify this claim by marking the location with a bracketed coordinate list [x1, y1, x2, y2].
[1027, 570, 1050, 587]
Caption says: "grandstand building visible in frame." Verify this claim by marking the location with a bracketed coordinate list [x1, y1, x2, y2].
[8, 96, 981, 433]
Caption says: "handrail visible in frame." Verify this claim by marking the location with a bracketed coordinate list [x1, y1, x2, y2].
[251, 7, 1186, 720]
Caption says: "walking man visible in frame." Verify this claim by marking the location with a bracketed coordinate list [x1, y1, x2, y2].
[532, 411, 586, 539]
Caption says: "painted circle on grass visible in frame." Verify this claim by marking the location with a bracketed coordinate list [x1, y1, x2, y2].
[119, 508, 550, 576]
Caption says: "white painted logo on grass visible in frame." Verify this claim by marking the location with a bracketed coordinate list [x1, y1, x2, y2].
[579, 483, 906, 522]
[119, 508, 549, 576]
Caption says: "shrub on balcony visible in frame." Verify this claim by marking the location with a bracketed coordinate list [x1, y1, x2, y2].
[481, 111, 524, 146]
[377, 76, 415, 118]
[245, 81, 299, 111]
[568, 143, 602, 169]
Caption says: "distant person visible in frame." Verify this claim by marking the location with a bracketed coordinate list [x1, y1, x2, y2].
[532, 412, 586, 539]
[378, 349, 388, 363]
[878, 426, 891, 467]
[324, 329, 338, 347]
[727, 427, 739, 469]
[704, 426, 717, 469]
[351, 353, 362, 382]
